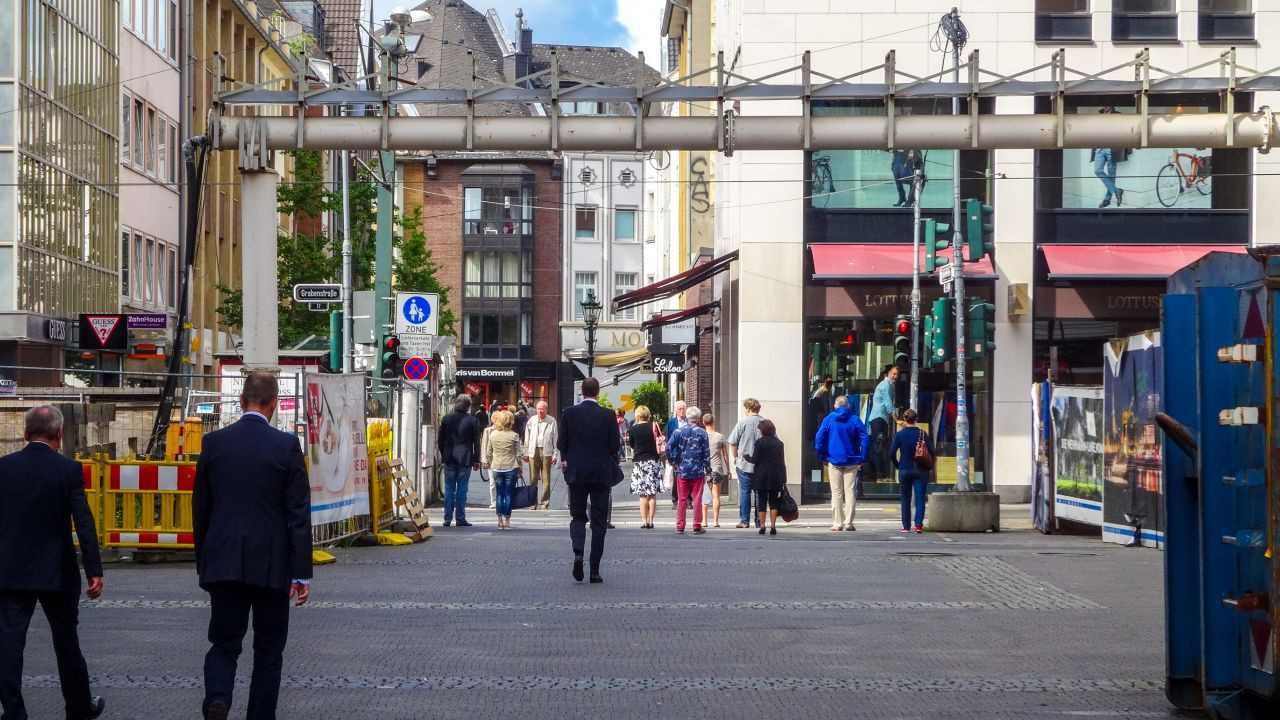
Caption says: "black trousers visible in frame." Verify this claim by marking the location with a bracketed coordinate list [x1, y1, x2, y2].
[568, 484, 611, 570]
[203, 582, 290, 720]
[0, 588, 93, 720]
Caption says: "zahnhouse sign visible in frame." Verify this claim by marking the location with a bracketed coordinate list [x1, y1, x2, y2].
[78, 314, 128, 351]
[394, 292, 439, 356]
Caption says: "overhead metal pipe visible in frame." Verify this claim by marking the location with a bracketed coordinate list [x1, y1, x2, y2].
[216, 112, 1277, 152]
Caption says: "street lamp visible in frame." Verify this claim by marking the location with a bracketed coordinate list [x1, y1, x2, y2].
[581, 289, 603, 378]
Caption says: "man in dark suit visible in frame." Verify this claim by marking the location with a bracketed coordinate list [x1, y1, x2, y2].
[194, 370, 312, 720]
[556, 378, 620, 583]
[0, 405, 105, 720]
[439, 395, 482, 527]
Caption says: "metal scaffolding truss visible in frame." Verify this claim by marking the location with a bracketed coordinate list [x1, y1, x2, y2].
[215, 47, 1280, 154]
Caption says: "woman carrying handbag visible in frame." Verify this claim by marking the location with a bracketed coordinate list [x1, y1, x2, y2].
[744, 419, 787, 536]
[890, 409, 935, 533]
[627, 405, 664, 529]
[483, 410, 526, 530]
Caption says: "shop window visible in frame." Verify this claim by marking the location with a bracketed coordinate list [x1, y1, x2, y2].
[1112, 0, 1178, 42]
[574, 271, 597, 319]
[1035, 0, 1091, 42]
[615, 209, 636, 241]
[463, 185, 532, 235]
[614, 272, 637, 321]
[575, 207, 597, 240]
[1199, 0, 1254, 42]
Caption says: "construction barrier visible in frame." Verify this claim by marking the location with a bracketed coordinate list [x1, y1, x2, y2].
[75, 420, 400, 553]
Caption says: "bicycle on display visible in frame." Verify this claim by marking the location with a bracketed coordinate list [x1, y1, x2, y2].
[1155, 149, 1212, 207]
[811, 154, 835, 208]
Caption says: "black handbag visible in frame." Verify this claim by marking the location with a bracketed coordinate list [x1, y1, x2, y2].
[511, 472, 538, 510]
[611, 462, 626, 487]
[777, 489, 799, 523]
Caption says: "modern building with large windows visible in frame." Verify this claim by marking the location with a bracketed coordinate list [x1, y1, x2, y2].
[0, 1, 119, 385]
[687, 0, 1280, 504]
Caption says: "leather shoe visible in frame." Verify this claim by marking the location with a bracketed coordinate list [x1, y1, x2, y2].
[572, 556, 584, 582]
[589, 573, 603, 584]
[204, 699, 227, 720]
[81, 696, 106, 720]
[456, 520, 473, 527]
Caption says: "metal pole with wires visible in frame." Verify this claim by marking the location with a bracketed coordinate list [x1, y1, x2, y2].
[909, 169, 923, 412]
[341, 146, 354, 374]
[940, 7, 972, 491]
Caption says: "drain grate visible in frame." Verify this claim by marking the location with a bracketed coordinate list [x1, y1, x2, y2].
[894, 551, 958, 558]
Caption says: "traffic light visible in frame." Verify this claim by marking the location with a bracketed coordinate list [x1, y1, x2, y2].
[969, 300, 996, 360]
[893, 316, 911, 371]
[380, 334, 402, 379]
[923, 218, 952, 273]
[964, 198, 994, 262]
[927, 297, 954, 366]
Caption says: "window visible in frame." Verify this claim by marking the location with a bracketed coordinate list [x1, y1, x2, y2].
[156, 0, 167, 57]
[144, 238, 154, 303]
[149, 0, 159, 46]
[574, 207, 597, 239]
[562, 101, 610, 116]
[145, 108, 156, 175]
[121, 94, 131, 164]
[462, 250, 532, 298]
[462, 185, 532, 234]
[1113, 0, 1178, 41]
[156, 246, 166, 307]
[1199, 0, 1253, 41]
[1035, 1, 1091, 42]
[133, 235, 144, 300]
[614, 272, 638, 321]
[157, 117, 167, 182]
[126, 0, 178, 62]
[615, 209, 636, 241]
[133, 100, 143, 168]
[462, 313, 531, 347]
[169, 1, 179, 61]
[120, 230, 130, 296]
[666, 36, 681, 75]
[168, 247, 178, 308]
[169, 122, 179, 183]
[574, 271, 598, 319]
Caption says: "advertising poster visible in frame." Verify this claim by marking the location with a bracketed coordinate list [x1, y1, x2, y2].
[1102, 332, 1165, 547]
[304, 374, 369, 525]
[1050, 386, 1105, 527]
[218, 369, 301, 432]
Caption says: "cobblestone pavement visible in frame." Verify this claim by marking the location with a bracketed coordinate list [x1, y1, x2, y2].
[17, 499, 1181, 719]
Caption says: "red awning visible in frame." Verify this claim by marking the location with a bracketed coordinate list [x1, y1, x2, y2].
[613, 251, 738, 311]
[1042, 244, 1248, 279]
[810, 244, 996, 280]
[641, 301, 720, 330]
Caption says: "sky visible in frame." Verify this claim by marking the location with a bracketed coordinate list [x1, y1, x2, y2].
[371, 0, 665, 65]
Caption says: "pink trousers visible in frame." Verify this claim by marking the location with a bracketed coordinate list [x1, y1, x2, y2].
[676, 476, 706, 531]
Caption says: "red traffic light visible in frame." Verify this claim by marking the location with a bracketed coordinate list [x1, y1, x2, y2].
[384, 335, 400, 351]
[896, 319, 911, 335]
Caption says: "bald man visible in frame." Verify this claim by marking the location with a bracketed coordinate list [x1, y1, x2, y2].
[523, 400, 558, 509]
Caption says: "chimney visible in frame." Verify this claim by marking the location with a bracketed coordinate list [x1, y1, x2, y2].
[504, 8, 533, 84]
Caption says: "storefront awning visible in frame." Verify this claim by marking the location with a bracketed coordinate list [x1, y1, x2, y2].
[1042, 244, 1248, 279]
[641, 301, 720, 330]
[810, 244, 996, 280]
[613, 251, 738, 311]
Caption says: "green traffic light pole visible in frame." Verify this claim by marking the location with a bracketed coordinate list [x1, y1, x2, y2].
[945, 7, 972, 492]
[909, 169, 922, 412]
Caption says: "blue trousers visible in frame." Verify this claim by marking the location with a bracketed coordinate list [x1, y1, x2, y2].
[493, 469, 517, 517]
[737, 470, 756, 526]
[443, 465, 471, 522]
[1093, 148, 1118, 201]
[900, 476, 929, 528]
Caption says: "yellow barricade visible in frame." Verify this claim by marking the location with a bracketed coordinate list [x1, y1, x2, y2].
[99, 459, 197, 549]
[77, 457, 102, 548]
[164, 416, 205, 459]
[367, 421, 395, 533]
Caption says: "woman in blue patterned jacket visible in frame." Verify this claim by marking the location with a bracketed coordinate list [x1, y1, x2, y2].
[667, 405, 711, 535]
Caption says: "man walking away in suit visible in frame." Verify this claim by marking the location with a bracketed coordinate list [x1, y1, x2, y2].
[194, 370, 312, 720]
[0, 405, 105, 720]
[556, 378, 620, 584]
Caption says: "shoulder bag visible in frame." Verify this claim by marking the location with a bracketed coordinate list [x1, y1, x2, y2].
[913, 429, 934, 471]
[653, 422, 666, 456]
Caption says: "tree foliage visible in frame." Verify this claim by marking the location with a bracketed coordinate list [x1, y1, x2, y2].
[630, 381, 671, 426]
[215, 150, 456, 348]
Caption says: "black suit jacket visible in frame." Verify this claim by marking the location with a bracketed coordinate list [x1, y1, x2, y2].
[439, 410, 482, 469]
[193, 415, 312, 592]
[556, 400, 620, 486]
[0, 442, 102, 593]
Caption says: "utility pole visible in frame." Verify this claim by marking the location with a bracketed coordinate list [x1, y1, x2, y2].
[909, 169, 923, 412]
[943, 7, 972, 492]
[341, 147, 354, 373]
[374, 54, 396, 382]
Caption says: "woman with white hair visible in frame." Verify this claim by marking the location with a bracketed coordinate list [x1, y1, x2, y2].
[667, 405, 711, 534]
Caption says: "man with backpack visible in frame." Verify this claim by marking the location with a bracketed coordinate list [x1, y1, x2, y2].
[814, 396, 870, 532]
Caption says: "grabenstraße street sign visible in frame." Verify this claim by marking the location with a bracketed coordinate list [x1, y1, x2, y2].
[293, 284, 343, 303]
[394, 292, 439, 356]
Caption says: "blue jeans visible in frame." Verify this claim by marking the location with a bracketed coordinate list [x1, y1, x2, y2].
[900, 475, 929, 528]
[737, 470, 756, 526]
[493, 469, 517, 517]
[443, 465, 472, 523]
[1093, 148, 1118, 201]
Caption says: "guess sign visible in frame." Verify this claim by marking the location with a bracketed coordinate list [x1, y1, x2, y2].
[651, 354, 687, 374]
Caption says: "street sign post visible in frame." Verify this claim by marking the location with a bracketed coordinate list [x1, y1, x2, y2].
[394, 292, 439, 358]
[292, 284, 343, 303]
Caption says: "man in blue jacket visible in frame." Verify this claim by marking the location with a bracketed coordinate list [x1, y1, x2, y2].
[814, 395, 869, 532]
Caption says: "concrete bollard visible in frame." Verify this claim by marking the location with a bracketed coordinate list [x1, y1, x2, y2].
[926, 491, 1001, 532]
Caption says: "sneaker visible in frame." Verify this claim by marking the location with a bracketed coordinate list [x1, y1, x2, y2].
[676, 529, 685, 534]
[693, 527, 705, 534]
[736, 523, 749, 529]
[488, 503, 496, 509]
[900, 527, 911, 533]
[914, 525, 924, 534]
[845, 525, 857, 532]
[830, 526, 842, 532]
